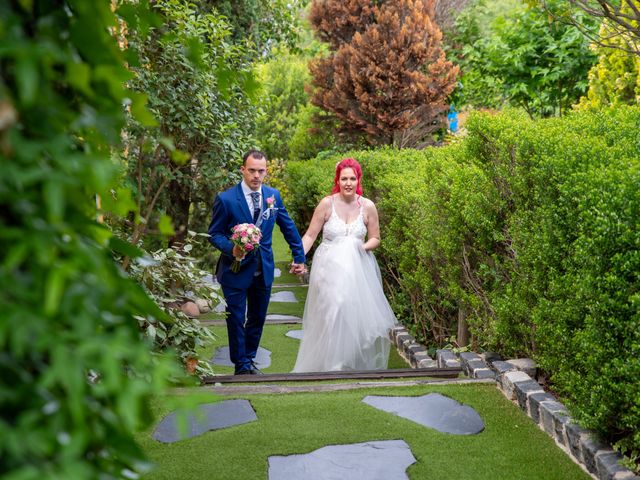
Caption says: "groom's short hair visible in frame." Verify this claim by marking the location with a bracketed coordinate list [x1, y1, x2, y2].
[243, 150, 267, 165]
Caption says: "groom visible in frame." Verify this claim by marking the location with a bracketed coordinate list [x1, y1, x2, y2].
[208, 150, 306, 375]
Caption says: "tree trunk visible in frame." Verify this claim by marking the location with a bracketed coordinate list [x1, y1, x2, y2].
[457, 307, 470, 347]
[167, 173, 191, 248]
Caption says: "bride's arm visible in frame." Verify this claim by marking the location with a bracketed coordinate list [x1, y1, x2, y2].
[363, 199, 381, 251]
[301, 197, 330, 255]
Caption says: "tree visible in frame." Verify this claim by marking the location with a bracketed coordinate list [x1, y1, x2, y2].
[123, 0, 260, 248]
[433, 0, 472, 33]
[0, 1, 174, 476]
[255, 52, 311, 161]
[449, 0, 597, 117]
[543, 0, 640, 56]
[309, 0, 459, 147]
[122, 0, 304, 248]
[577, 14, 640, 108]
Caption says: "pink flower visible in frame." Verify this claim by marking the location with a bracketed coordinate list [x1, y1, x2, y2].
[229, 222, 262, 272]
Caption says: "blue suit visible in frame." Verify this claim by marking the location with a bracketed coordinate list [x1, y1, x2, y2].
[208, 183, 305, 373]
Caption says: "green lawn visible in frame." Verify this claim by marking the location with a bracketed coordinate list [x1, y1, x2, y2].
[138, 383, 590, 480]
[201, 324, 408, 375]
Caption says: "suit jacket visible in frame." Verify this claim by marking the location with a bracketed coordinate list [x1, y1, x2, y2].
[208, 183, 305, 289]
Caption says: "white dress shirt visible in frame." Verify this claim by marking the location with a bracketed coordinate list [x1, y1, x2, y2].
[241, 181, 261, 216]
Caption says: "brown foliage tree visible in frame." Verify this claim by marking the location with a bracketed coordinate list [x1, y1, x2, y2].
[308, 0, 459, 147]
[308, 0, 378, 50]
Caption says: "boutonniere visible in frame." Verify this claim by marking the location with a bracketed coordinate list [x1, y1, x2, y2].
[261, 195, 278, 220]
[266, 195, 275, 210]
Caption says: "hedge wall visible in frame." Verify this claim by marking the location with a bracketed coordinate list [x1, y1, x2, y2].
[285, 106, 640, 457]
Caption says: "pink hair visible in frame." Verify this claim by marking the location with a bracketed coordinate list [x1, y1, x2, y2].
[331, 158, 363, 195]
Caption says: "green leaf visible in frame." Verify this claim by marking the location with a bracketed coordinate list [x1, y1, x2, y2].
[170, 149, 190, 166]
[109, 236, 144, 258]
[101, 187, 137, 217]
[66, 61, 92, 96]
[43, 179, 64, 223]
[44, 266, 65, 316]
[16, 55, 38, 106]
[158, 214, 175, 236]
[129, 92, 158, 127]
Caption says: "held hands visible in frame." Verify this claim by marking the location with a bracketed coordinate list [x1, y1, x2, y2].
[289, 262, 307, 276]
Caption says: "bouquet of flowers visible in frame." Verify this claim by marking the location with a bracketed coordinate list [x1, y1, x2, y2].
[230, 223, 262, 273]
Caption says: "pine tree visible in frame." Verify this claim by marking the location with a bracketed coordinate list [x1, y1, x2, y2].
[308, 0, 459, 147]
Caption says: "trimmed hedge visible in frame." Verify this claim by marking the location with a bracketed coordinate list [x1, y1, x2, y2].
[285, 106, 640, 457]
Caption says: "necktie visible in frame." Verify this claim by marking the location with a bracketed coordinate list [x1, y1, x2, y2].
[250, 192, 261, 224]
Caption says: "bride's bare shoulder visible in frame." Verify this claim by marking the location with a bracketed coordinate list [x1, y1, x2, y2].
[315, 195, 333, 215]
[360, 196, 377, 210]
[318, 195, 333, 208]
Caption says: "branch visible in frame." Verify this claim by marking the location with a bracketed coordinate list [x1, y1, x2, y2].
[545, 0, 640, 56]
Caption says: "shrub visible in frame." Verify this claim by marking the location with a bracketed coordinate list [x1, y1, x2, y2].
[285, 106, 640, 458]
[0, 2, 175, 477]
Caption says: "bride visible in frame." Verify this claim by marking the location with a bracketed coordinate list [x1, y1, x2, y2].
[292, 158, 398, 372]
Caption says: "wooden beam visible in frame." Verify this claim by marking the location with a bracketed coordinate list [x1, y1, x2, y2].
[201, 367, 462, 384]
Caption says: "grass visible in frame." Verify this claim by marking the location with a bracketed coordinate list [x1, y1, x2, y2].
[202, 323, 409, 375]
[202, 324, 306, 375]
[138, 383, 590, 480]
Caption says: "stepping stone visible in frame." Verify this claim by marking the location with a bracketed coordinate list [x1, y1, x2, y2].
[268, 440, 416, 480]
[274, 267, 281, 278]
[152, 400, 257, 443]
[210, 346, 271, 369]
[270, 291, 297, 302]
[266, 314, 301, 323]
[362, 393, 484, 435]
[285, 329, 304, 340]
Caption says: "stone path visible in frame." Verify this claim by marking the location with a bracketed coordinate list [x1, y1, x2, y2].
[270, 290, 297, 302]
[362, 392, 485, 435]
[268, 440, 416, 480]
[152, 400, 257, 443]
[211, 346, 272, 369]
[284, 329, 304, 339]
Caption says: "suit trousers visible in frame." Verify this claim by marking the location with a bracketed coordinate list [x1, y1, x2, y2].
[221, 273, 271, 373]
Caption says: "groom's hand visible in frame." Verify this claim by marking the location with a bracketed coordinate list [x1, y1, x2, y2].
[232, 245, 246, 260]
[289, 262, 307, 275]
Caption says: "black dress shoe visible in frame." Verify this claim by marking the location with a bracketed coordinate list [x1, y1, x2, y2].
[249, 362, 263, 375]
[234, 369, 251, 376]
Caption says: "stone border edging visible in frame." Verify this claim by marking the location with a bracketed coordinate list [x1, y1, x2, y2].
[389, 326, 639, 480]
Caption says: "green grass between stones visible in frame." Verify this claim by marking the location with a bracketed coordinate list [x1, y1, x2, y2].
[138, 383, 590, 480]
[202, 324, 408, 374]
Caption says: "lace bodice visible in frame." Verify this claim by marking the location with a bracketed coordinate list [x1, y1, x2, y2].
[322, 197, 367, 242]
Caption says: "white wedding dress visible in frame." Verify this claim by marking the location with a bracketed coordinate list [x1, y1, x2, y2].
[293, 199, 398, 372]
